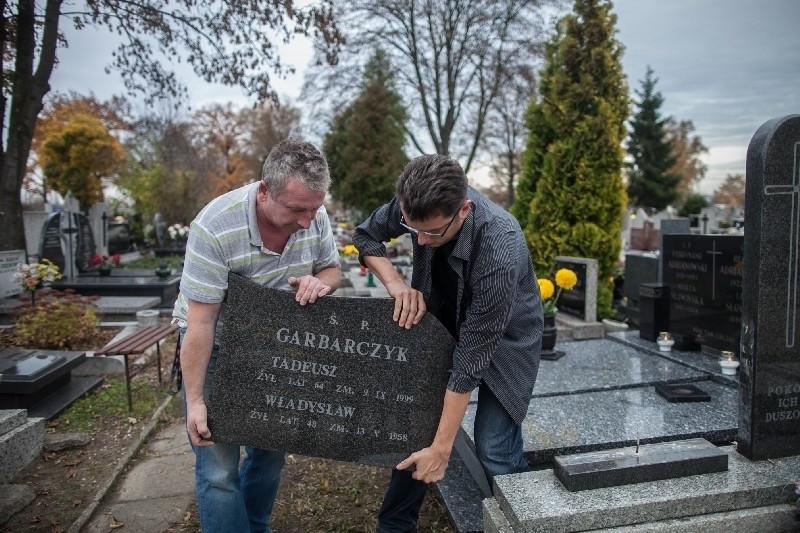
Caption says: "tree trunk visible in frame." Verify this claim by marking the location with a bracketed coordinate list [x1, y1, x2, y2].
[0, 0, 62, 252]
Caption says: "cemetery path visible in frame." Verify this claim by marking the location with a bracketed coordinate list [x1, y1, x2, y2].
[1, 331, 454, 532]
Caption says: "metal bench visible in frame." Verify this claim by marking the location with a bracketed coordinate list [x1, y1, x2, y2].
[95, 324, 178, 411]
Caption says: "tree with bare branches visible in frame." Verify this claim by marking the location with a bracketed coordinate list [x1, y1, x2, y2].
[1, 0, 342, 251]
[303, 0, 556, 174]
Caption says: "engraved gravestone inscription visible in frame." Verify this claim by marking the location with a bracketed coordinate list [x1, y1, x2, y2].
[207, 273, 456, 467]
[738, 115, 800, 460]
[661, 234, 743, 353]
[0, 250, 26, 298]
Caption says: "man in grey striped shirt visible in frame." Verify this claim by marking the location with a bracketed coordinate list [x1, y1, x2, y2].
[173, 140, 341, 532]
[353, 154, 543, 532]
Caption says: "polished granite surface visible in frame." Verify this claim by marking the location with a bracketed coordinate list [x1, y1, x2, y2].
[461, 336, 739, 464]
[608, 330, 738, 386]
[532, 338, 710, 397]
[491, 448, 800, 531]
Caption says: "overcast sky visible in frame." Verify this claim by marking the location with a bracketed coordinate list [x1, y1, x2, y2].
[48, 0, 800, 196]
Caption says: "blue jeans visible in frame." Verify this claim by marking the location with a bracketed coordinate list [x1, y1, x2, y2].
[181, 329, 286, 533]
[377, 383, 528, 532]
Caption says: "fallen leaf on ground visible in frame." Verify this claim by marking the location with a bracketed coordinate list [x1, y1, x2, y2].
[110, 516, 125, 529]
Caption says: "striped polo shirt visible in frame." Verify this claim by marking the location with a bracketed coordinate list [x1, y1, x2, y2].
[172, 182, 340, 341]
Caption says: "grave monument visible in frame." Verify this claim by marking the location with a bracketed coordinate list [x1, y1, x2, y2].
[208, 274, 455, 467]
[0, 250, 25, 299]
[738, 114, 800, 460]
[661, 233, 744, 353]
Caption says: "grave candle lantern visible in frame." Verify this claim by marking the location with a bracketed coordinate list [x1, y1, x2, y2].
[719, 350, 740, 375]
[656, 331, 674, 352]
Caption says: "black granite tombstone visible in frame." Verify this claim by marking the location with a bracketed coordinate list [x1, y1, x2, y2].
[0, 348, 103, 419]
[554, 260, 587, 320]
[661, 234, 743, 353]
[638, 283, 670, 342]
[50, 275, 180, 305]
[39, 212, 65, 272]
[207, 273, 456, 467]
[108, 222, 131, 255]
[75, 213, 96, 272]
[619, 252, 659, 326]
[737, 114, 800, 461]
[553, 438, 728, 492]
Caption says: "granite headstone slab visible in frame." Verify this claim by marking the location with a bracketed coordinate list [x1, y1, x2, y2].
[75, 213, 96, 272]
[662, 233, 743, 353]
[208, 273, 455, 467]
[39, 212, 65, 272]
[738, 114, 800, 460]
[0, 250, 26, 298]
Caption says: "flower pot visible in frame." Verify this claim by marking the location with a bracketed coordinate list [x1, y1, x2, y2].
[542, 314, 557, 351]
[98, 267, 112, 277]
[155, 265, 171, 279]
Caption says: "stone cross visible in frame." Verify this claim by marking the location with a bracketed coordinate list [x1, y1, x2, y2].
[762, 142, 799, 348]
[704, 240, 722, 301]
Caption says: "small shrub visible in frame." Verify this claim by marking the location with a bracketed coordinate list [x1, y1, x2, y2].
[12, 290, 100, 349]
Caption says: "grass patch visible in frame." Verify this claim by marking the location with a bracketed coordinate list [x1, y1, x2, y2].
[48, 376, 166, 432]
[120, 254, 184, 270]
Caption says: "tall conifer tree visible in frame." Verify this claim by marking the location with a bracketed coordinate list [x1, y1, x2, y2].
[626, 67, 681, 209]
[513, 0, 629, 318]
[324, 50, 408, 219]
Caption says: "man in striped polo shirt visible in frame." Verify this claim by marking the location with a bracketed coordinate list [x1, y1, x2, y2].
[173, 140, 341, 532]
[353, 154, 543, 532]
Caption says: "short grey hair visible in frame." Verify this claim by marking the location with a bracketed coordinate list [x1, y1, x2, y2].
[396, 155, 467, 220]
[261, 139, 331, 196]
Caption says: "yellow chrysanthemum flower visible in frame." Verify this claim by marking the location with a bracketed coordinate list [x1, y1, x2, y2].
[538, 278, 555, 300]
[555, 268, 578, 290]
[342, 244, 359, 257]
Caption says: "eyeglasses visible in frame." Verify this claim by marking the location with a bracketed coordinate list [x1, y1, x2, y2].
[400, 211, 458, 237]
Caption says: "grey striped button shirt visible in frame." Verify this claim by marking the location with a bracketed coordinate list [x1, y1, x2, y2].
[353, 187, 543, 424]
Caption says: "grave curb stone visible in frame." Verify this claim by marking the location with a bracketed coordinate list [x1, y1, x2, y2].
[553, 437, 728, 492]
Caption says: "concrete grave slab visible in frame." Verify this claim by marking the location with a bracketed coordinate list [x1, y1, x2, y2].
[463, 378, 738, 465]
[488, 448, 800, 532]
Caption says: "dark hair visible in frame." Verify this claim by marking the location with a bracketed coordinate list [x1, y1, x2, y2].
[261, 139, 331, 196]
[396, 155, 467, 220]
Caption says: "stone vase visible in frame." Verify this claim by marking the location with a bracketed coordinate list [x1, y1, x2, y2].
[155, 264, 171, 279]
[542, 314, 557, 351]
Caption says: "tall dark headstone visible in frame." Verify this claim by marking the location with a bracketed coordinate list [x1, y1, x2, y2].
[39, 212, 65, 273]
[620, 252, 659, 326]
[207, 274, 456, 467]
[737, 115, 800, 460]
[75, 213, 96, 272]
